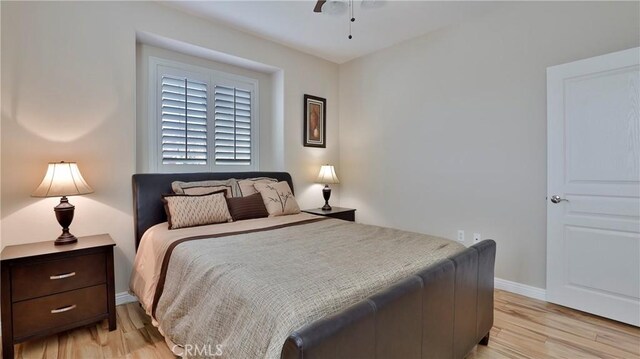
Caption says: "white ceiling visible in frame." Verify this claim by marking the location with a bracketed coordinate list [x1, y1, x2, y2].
[164, 1, 502, 64]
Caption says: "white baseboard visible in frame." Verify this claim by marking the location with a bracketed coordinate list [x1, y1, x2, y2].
[116, 291, 139, 305]
[494, 277, 546, 301]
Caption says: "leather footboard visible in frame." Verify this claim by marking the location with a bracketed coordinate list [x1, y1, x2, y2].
[281, 240, 496, 359]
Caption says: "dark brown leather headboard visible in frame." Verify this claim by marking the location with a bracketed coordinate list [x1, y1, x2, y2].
[132, 172, 294, 249]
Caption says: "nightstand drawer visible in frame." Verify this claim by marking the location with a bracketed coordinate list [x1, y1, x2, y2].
[12, 252, 106, 301]
[13, 284, 107, 340]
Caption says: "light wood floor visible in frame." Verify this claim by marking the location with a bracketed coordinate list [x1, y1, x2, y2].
[6, 289, 639, 358]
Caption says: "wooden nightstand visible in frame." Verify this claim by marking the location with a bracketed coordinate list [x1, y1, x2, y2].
[1, 234, 116, 359]
[303, 207, 356, 222]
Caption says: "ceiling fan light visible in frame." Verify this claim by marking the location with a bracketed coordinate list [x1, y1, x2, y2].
[323, 0, 348, 15]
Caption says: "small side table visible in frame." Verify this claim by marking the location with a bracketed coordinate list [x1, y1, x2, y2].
[302, 207, 356, 222]
[0, 234, 116, 359]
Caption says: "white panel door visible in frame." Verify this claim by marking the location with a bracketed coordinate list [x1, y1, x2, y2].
[547, 47, 640, 326]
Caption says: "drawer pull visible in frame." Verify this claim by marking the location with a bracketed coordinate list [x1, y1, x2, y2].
[50, 272, 76, 280]
[51, 304, 77, 314]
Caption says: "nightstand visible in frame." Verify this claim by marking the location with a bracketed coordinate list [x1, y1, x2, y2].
[1, 234, 116, 359]
[303, 207, 356, 222]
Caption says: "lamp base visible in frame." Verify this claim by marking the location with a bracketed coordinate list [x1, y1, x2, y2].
[54, 196, 78, 246]
[55, 232, 78, 246]
[322, 185, 332, 211]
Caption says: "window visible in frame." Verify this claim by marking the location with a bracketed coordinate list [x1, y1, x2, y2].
[149, 57, 259, 172]
[161, 76, 208, 165]
[213, 85, 252, 165]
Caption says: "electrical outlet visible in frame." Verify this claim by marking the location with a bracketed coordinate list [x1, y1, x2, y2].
[457, 230, 465, 242]
[473, 233, 481, 243]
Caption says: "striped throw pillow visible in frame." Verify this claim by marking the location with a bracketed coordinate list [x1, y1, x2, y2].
[226, 193, 269, 221]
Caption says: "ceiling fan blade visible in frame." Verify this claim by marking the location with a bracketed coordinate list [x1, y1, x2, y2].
[313, 0, 326, 13]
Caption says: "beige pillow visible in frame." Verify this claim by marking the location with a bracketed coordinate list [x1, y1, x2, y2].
[238, 177, 278, 197]
[183, 185, 232, 198]
[172, 179, 239, 197]
[162, 190, 232, 229]
[254, 181, 300, 217]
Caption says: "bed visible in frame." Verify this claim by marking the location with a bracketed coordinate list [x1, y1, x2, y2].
[130, 171, 495, 359]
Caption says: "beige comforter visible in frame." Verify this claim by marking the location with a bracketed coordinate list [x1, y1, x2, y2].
[130, 213, 464, 358]
[130, 214, 321, 316]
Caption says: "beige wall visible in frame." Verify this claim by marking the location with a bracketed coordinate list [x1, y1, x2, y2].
[338, 2, 640, 289]
[1, 1, 340, 293]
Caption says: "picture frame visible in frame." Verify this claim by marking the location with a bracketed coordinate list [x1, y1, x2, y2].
[303, 94, 326, 148]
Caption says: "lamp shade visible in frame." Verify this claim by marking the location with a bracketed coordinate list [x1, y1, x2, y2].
[32, 161, 94, 197]
[316, 165, 340, 184]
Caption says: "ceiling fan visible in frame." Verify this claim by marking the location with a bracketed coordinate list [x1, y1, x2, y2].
[314, 0, 382, 14]
[313, 0, 383, 38]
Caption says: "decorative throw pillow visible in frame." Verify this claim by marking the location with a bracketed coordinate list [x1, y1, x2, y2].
[162, 190, 232, 229]
[238, 177, 278, 197]
[172, 179, 239, 197]
[226, 193, 269, 221]
[254, 181, 301, 217]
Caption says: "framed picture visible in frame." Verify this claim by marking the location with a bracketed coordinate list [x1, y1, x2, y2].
[303, 94, 326, 148]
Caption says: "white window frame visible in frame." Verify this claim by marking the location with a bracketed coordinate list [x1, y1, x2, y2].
[148, 56, 260, 173]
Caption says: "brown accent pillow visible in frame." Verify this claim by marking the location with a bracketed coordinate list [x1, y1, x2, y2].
[226, 193, 269, 221]
[254, 181, 301, 217]
[162, 190, 232, 229]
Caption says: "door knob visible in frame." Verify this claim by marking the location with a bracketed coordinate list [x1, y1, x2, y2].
[550, 195, 568, 204]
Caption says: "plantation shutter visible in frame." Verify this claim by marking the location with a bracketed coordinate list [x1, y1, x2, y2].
[214, 85, 252, 165]
[161, 76, 208, 165]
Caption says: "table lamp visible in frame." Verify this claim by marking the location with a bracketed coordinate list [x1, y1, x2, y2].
[316, 164, 339, 211]
[32, 161, 94, 245]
